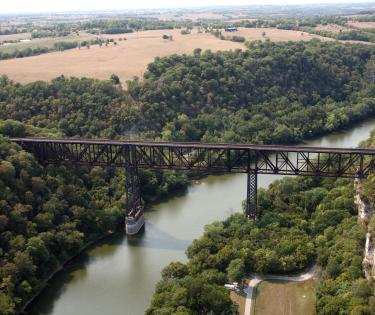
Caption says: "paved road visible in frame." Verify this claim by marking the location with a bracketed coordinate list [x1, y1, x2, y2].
[244, 265, 317, 315]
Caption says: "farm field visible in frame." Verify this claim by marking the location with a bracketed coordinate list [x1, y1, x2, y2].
[0, 32, 32, 42]
[314, 23, 352, 33]
[153, 12, 229, 21]
[252, 279, 317, 315]
[0, 29, 245, 84]
[225, 27, 334, 42]
[0, 32, 96, 53]
[347, 21, 375, 29]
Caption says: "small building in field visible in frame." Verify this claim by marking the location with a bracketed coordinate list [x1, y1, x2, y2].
[225, 27, 238, 32]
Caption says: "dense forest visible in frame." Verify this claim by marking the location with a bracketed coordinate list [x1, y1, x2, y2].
[130, 41, 375, 143]
[1, 39, 375, 314]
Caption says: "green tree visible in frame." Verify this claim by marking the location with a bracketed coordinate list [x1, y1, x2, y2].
[226, 258, 245, 283]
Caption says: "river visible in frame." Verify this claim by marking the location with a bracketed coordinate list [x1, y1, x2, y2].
[26, 118, 375, 315]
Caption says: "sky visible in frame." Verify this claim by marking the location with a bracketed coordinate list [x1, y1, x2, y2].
[0, 0, 373, 14]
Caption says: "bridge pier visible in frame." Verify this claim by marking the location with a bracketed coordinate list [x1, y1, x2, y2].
[247, 171, 258, 220]
[125, 165, 145, 235]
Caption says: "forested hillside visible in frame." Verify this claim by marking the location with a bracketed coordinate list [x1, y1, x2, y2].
[130, 41, 375, 143]
[0, 132, 124, 314]
[1, 41, 375, 144]
[1, 39, 375, 314]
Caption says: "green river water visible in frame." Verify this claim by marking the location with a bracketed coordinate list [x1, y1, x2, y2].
[26, 118, 375, 315]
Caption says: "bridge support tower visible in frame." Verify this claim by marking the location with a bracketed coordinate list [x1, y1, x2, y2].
[125, 165, 145, 235]
[247, 171, 258, 220]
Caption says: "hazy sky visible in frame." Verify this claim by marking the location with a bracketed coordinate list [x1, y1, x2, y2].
[1, 0, 373, 14]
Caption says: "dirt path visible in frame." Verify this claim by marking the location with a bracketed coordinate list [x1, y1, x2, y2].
[244, 265, 317, 315]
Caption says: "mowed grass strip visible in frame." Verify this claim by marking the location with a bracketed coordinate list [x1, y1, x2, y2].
[252, 279, 317, 315]
[230, 291, 247, 315]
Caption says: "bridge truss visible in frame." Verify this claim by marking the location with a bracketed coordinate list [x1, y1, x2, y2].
[12, 138, 375, 224]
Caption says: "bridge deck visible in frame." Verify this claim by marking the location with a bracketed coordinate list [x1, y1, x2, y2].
[11, 137, 375, 154]
[11, 137, 375, 180]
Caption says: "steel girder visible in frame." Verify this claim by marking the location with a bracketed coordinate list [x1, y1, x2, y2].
[14, 139, 375, 179]
[13, 138, 375, 221]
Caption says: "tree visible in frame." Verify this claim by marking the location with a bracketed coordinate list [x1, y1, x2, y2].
[110, 74, 120, 85]
[0, 161, 15, 182]
[0, 120, 27, 137]
[162, 262, 188, 279]
[227, 258, 245, 283]
[0, 292, 15, 315]
[352, 279, 372, 298]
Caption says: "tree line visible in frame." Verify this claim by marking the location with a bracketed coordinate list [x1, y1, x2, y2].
[0, 38, 120, 61]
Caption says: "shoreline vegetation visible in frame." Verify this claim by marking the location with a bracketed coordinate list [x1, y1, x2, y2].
[16, 230, 113, 315]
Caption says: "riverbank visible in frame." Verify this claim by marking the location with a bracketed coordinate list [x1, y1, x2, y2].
[17, 231, 114, 315]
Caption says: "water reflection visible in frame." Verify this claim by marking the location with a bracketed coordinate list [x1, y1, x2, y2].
[127, 223, 191, 251]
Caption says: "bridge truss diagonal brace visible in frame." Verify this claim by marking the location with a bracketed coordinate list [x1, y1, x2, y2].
[246, 170, 258, 220]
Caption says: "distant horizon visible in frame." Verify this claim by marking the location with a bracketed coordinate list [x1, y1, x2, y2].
[1, 0, 375, 14]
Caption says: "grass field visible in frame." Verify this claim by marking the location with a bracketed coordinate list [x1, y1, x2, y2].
[314, 23, 352, 33]
[0, 32, 96, 54]
[0, 32, 31, 43]
[252, 279, 317, 315]
[153, 12, 228, 21]
[0, 29, 245, 84]
[348, 21, 375, 29]
[225, 27, 333, 42]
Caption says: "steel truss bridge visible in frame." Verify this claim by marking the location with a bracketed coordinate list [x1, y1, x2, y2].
[11, 138, 375, 229]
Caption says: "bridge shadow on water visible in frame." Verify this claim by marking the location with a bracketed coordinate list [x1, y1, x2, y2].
[126, 222, 192, 252]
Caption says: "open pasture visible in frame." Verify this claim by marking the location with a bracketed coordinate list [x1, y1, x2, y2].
[253, 279, 317, 315]
[0, 32, 96, 54]
[226, 27, 333, 42]
[314, 23, 352, 33]
[347, 21, 375, 29]
[0, 29, 244, 84]
[0, 32, 32, 43]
